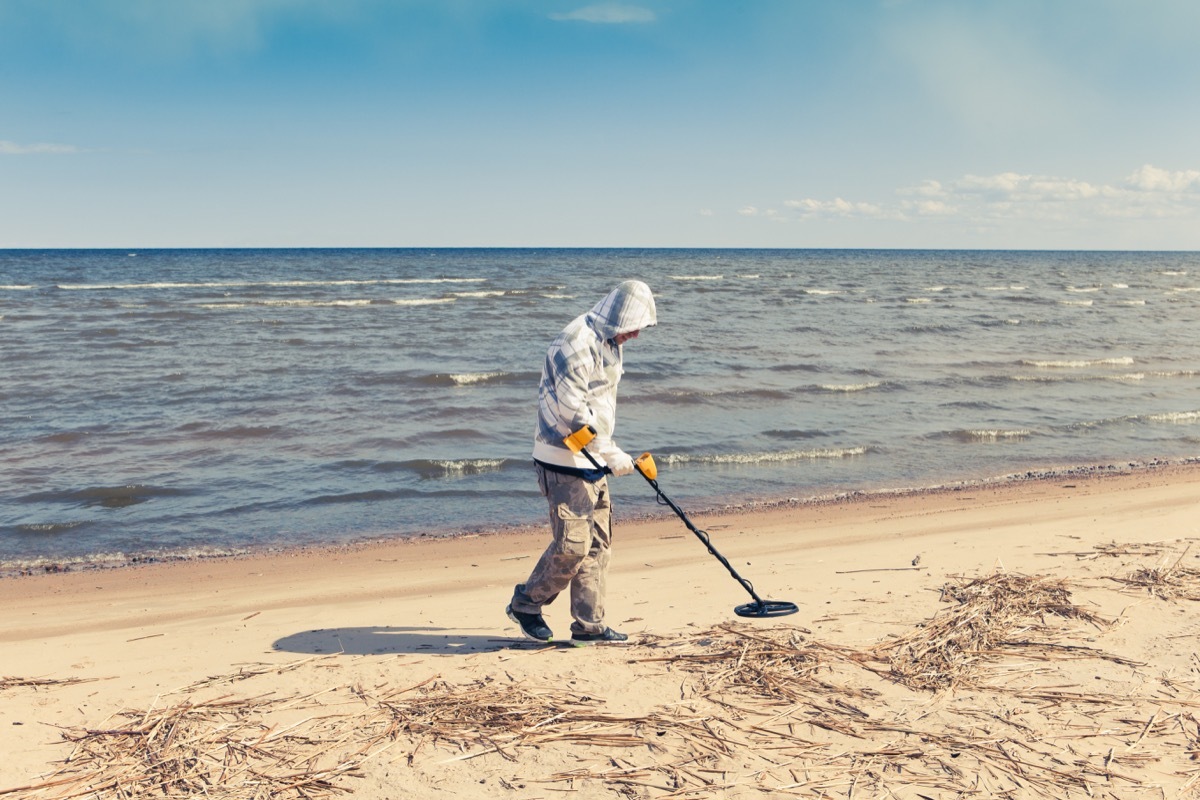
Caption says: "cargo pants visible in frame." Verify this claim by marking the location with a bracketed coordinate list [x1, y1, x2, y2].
[510, 464, 612, 635]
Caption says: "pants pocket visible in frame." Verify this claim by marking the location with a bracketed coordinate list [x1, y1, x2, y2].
[556, 505, 592, 558]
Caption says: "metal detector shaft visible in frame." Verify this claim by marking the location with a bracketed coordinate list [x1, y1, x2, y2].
[562, 425, 797, 618]
[633, 466, 772, 608]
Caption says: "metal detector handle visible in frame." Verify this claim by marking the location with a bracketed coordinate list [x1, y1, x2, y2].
[634, 452, 657, 480]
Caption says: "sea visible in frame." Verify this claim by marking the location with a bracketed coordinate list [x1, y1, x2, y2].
[2, 248, 1199, 574]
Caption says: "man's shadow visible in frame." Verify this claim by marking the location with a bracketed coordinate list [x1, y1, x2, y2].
[272, 626, 537, 655]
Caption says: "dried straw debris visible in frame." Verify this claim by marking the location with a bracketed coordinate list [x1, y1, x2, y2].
[1107, 547, 1200, 601]
[0, 677, 99, 692]
[873, 572, 1110, 691]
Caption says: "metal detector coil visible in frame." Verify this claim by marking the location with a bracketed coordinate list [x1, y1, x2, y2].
[564, 427, 799, 619]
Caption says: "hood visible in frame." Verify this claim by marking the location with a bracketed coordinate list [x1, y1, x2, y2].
[586, 280, 657, 341]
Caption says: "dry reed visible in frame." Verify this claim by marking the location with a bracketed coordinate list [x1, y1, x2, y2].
[874, 572, 1109, 691]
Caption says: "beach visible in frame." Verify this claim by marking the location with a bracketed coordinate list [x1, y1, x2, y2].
[3, 464, 1199, 799]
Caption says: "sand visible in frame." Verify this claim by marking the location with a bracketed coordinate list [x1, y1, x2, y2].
[2, 465, 1199, 799]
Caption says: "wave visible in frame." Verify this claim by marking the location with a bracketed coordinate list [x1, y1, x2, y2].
[1059, 299, 1093, 306]
[653, 387, 793, 405]
[658, 447, 868, 467]
[410, 370, 539, 388]
[762, 428, 833, 440]
[36, 430, 95, 445]
[1162, 270, 1189, 276]
[180, 425, 285, 440]
[304, 486, 540, 505]
[1, 284, 34, 290]
[9, 521, 91, 535]
[1144, 410, 1200, 424]
[1021, 357, 1134, 368]
[197, 297, 456, 309]
[813, 381, 884, 393]
[55, 278, 486, 291]
[669, 274, 724, 281]
[20, 484, 191, 509]
[347, 458, 529, 479]
[936, 429, 1032, 443]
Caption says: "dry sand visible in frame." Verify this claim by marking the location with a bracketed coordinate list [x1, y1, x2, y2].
[2, 465, 1199, 799]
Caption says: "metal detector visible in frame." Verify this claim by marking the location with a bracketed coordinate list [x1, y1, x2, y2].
[564, 426, 799, 619]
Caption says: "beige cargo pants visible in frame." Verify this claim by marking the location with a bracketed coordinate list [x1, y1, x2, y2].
[510, 464, 612, 635]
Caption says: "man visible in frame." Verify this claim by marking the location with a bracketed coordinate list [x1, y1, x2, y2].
[506, 280, 657, 645]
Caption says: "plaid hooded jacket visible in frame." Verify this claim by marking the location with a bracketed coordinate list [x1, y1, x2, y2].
[531, 280, 657, 470]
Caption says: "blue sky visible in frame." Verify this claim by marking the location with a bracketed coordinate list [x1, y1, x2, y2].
[2, 0, 1198, 249]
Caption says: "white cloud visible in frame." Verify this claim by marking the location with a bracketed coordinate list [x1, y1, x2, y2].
[550, 4, 656, 24]
[0, 139, 79, 155]
[784, 197, 889, 218]
[1127, 164, 1200, 192]
[758, 164, 1200, 231]
[955, 173, 1103, 201]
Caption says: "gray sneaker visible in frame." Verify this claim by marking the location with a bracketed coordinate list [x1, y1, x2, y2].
[506, 604, 553, 642]
[570, 627, 628, 646]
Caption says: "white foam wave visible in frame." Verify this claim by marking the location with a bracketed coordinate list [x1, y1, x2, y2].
[196, 297, 454, 309]
[1149, 369, 1200, 378]
[1162, 270, 1189, 276]
[1104, 373, 1146, 382]
[431, 458, 507, 473]
[1111, 283, 1129, 289]
[924, 286, 948, 292]
[1113, 300, 1146, 306]
[669, 274, 724, 281]
[660, 447, 867, 466]
[449, 371, 507, 385]
[735, 274, 760, 279]
[986, 285, 1027, 291]
[392, 297, 456, 307]
[1066, 286, 1101, 293]
[963, 429, 1031, 441]
[449, 290, 506, 298]
[1145, 410, 1200, 424]
[819, 382, 882, 393]
[1, 284, 34, 290]
[906, 298, 932, 304]
[199, 299, 376, 308]
[1169, 287, 1200, 293]
[540, 293, 576, 299]
[57, 278, 486, 291]
[804, 289, 843, 296]
[1059, 299, 1093, 306]
[1022, 357, 1134, 368]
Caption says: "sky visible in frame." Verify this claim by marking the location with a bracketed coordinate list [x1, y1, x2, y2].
[1, 0, 1199, 249]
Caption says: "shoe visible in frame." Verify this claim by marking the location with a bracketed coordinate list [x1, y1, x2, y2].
[570, 627, 628, 646]
[506, 604, 553, 642]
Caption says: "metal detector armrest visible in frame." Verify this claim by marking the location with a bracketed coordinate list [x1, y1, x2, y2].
[563, 425, 597, 453]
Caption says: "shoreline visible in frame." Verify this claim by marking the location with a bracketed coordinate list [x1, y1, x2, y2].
[5, 454, 1197, 579]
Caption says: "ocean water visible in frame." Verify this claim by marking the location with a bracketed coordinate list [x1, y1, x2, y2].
[2, 248, 1199, 572]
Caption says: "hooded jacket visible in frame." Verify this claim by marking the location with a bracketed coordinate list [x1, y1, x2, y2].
[532, 280, 657, 470]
